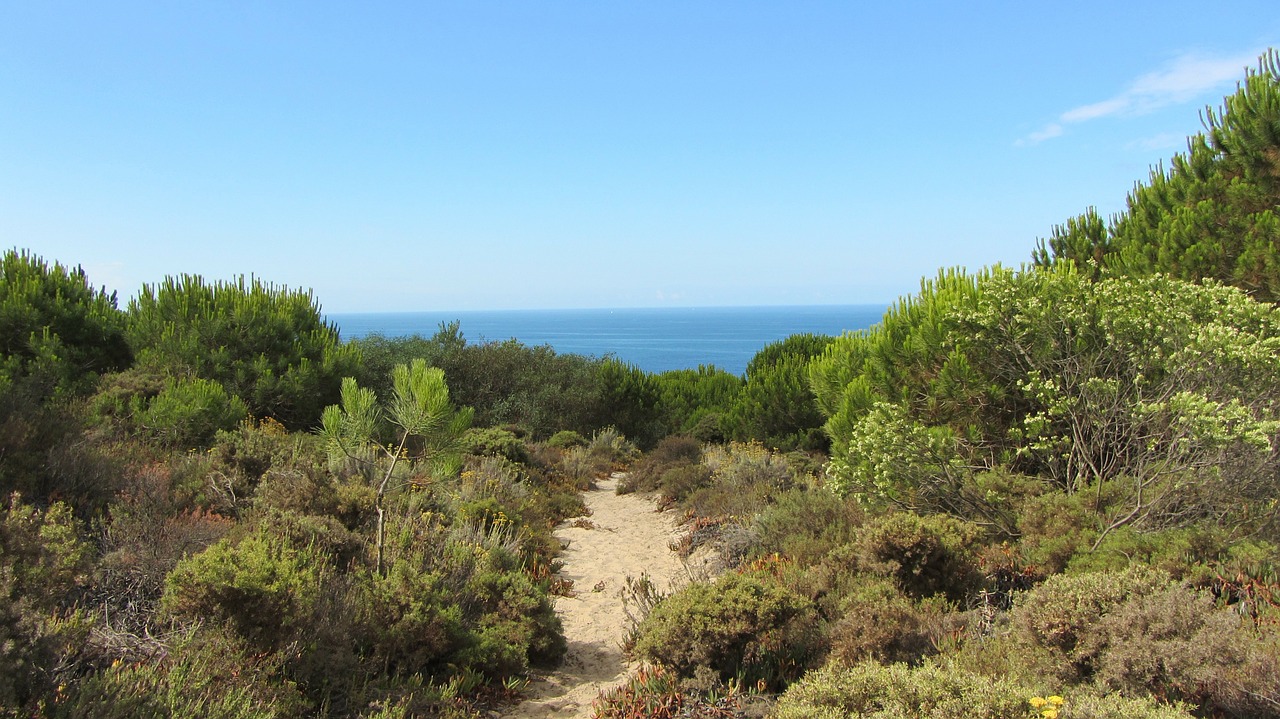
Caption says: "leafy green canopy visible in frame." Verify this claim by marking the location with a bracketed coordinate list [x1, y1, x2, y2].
[127, 274, 360, 429]
[1035, 50, 1280, 300]
[812, 265, 1280, 539]
[0, 249, 131, 397]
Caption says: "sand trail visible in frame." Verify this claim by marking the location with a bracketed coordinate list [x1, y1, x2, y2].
[507, 473, 685, 718]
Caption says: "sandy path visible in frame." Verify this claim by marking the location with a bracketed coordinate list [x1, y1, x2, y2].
[508, 472, 686, 718]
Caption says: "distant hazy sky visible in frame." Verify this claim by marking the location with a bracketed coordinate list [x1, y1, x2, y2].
[2, 3, 1277, 312]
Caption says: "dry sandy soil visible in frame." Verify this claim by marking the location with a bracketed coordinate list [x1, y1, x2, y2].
[507, 472, 687, 718]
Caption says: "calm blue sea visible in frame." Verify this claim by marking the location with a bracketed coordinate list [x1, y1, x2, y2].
[327, 305, 886, 376]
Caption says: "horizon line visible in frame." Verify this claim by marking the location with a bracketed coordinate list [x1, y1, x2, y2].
[324, 301, 893, 316]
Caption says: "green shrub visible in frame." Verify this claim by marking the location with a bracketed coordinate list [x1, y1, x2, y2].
[751, 489, 864, 566]
[658, 464, 713, 505]
[772, 661, 1029, 719]
[1015, 489, 1097, 574]
[856, 512, 985, 602]
[681, 442, 799, 519]
[632, 572, 821, 689]
[162, 523, 328, 650]
[774, 662, 1197, 719]
[358, 564, 468, 676]
[723, 337, 833, 452]
[546, 429, 587, 449]
[0, 248, 132, 398]
[49, 629, 305, 719]
[128, 274, 361, 429]
[588, 426, 639, 466]
[461, 427, 530, 465]
[139, 377, 248, 448]
[1, 495, 93, 709]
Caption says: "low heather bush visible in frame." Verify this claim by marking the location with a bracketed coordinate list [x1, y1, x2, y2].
[631, 572, 822, 689]
[772, 662, 1196, 719]
[856, 512, 986, 603]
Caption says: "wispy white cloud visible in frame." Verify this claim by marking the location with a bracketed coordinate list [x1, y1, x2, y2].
[1015, 123, 1064, 147]
[1124, 132, 1187, 153]
[1018, 49, 1262, 146]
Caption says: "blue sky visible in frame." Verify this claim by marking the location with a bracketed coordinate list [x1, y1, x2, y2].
[2, 3, 1278, 312]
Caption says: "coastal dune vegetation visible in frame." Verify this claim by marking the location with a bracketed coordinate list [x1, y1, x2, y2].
[3, 49, 1280, 719]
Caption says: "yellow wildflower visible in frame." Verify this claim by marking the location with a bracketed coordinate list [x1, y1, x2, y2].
[1029, 697, 1048, 708]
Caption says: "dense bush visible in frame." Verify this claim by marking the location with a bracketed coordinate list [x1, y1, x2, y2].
[827, 578, 954, 666]
[127, 274, 361, 429]
[632, 572, 822, 689]
[856, 512, 985, 602]
[461, 426, 530, 465]
[723, 334, 833, 452]
[161, 521, 329, 650]
[653, 365, 742, 437]
[596, 359, 666, 449]
[750, 488, 864, 566]
[546, 429, 587, 449]
[1011, 567, 1170, 680]
[681, 441, 801, 520]
[774, 661, 1198, 719]
[354, 325, 609, 440]
[0, 248, 132, 398]
[138, 377, 248, 448]
[0, 495, 93, 710]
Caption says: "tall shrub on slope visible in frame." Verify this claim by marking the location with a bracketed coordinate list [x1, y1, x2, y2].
[1035, 49, 1280, 300]
[812, 265, 1280, 541]
[127, 275, 360, 429]
[723, 333, 834, 451]
[0, 249, 131, 397]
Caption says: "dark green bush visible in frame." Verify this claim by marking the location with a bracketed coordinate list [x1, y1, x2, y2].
[127, 274, 360, 430]
[687, 412, 727, 443]
[0, 248, 132, 398]
[653, 365, 742, 437]
[857, 512, 985, 602]
[632, 572, 821, 689]
[657, 464, 713, 505]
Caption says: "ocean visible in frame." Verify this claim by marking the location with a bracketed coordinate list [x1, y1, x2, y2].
[327, 305, 887, 376]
